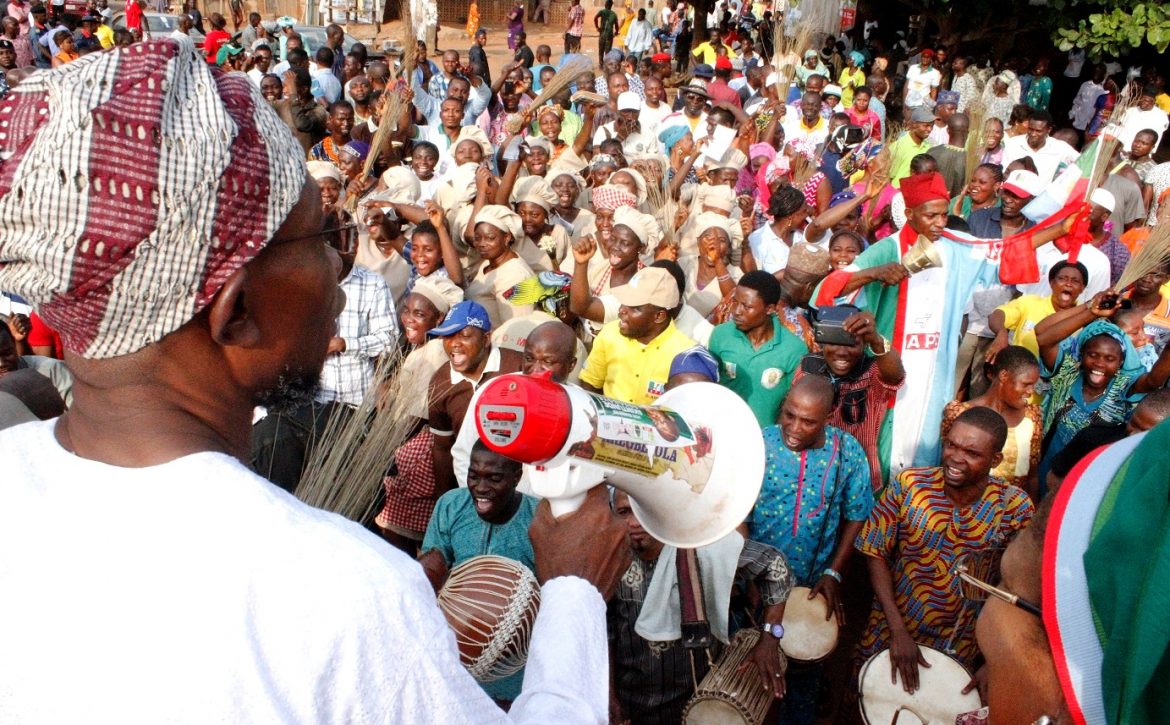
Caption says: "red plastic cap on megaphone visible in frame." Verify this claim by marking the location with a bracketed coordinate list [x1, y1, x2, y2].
[474, 372, 573, 464]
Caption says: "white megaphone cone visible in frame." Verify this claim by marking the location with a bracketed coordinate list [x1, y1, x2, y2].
[474, 373, 764, 549]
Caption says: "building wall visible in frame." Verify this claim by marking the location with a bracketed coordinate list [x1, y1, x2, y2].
[438, 0, 575, 28]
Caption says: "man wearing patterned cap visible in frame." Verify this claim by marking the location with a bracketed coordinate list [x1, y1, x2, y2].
[0, 37, 629, 722]
[814, 171, 1076, 476]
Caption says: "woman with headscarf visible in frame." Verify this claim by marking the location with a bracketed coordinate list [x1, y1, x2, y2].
[568, 204, 658, 333]
[680, 212, 742, 318]
[1034, 290, 1170, 486]
[795, 49, 829, 95]
[338, 140, 377, 205]
[375, 275, 464, 554]
[838, 51, 866, 108]
[511, 176, 571, 268]
[463, 205, 537, 327]
[660, 125, 700, 198]
[549, 171, 594, 239]
[983, 70, 1019, 127]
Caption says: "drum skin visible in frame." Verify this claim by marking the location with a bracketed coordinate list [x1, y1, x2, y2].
[437, 556, 541, 682]
[779, 586, 839, 663]
[858, 645, 983, 724]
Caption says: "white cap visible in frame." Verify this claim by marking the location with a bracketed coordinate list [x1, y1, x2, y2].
[617, 91, 642, 111]
[1001, 169, 1044, 199]
[765, 72, 779, 88]
[1090, 188, 1116, 213]
[822, 84, 843, 98]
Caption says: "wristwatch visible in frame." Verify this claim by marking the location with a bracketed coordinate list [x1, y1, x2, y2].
[761, 622, 785, 639]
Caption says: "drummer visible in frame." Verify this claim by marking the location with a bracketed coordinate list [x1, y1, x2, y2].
[856, 406, 1035, 694]
[417, 440, 538, 706]
[607, 490, 794, 725]
[749, 375, 874, 724]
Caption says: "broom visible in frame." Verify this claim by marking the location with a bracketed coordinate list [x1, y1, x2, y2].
[1114, 223, 1170, 293]
[347, 0, 413, 212]
[296, 350, 425, 524]
[644, 159, 680, 253]
[962, 101, 985, 187]
[506, 56, 594, 135]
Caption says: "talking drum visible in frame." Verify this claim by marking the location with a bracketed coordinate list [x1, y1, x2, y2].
[858, 645, 982, 724]
[436, 556, 541, 682]
[682, 629, 785, 725]
[779, 587, 839, 663]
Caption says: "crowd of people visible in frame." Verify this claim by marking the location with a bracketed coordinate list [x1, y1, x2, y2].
[1, 1, 1170, 723]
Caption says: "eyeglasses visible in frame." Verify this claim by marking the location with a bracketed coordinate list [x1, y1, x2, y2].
[285, 222, 359, 255]
[953, 554, 1041, 617]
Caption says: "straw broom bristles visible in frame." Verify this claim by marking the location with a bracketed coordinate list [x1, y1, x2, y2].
[1115, 223, 1170, 293]
[963, 102, 986, 187]
[296, 349, 424, 525]
[347, 0, 413, 213]
[506, 56, 593, 135]
[1086, 136, 1120, 198]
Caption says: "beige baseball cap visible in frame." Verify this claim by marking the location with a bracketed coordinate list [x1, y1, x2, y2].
[612, 267, 681, 309]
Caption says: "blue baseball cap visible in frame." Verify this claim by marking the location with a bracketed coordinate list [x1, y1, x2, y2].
[668, 345, 719, 383]
[428, 300, 493, 337]
[693, 63, 714, 79]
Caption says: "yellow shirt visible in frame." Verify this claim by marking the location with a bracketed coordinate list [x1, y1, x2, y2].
[95, 24, 115, 49]
[578, 320, 696, 405]
[1157, 93, 1170, 114]
[690, 42, 736, 66]
[838, 68, 866, 107]
[997, 294, 1055, 357]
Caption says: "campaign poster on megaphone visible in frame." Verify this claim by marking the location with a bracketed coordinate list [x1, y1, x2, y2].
[565, 394, 715, 493]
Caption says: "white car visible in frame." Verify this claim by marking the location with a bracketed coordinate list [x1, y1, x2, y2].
[110, 12, 206, 43]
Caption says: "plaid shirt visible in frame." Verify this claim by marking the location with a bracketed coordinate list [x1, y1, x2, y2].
[317, 265, 398, 406]
[427, 71, 452, 102]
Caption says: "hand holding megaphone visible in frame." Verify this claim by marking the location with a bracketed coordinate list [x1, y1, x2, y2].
[529, 486, 632, 600]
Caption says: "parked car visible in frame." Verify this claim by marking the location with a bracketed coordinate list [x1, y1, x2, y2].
[110, 12, 206, 43]
[273, 24, 381, 61]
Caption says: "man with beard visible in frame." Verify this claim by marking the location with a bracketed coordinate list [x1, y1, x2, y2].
[0, 38, 632, 722]
[418, 440, 537, 706]
[348, 75, 375, 123]
[427, 300, 524, 495]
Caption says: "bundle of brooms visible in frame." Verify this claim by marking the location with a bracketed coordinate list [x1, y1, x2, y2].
[505, 56, 593, 135]
[644, 159, 680, 253]
[963, 101, 986, 187]
[295, 349, 425, 525]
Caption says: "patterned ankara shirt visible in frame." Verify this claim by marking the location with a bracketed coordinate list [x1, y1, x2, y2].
[316, 265, 398, 406]
[750, 425, 873, 586]
[607, 539, 793, 725]
[856, 467, 1035, 667]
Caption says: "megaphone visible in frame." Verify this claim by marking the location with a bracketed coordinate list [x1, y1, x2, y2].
[901, 234, 944, 274]
[474, 374, 764, 549]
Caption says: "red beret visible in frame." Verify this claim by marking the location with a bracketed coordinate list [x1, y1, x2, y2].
[900, 172, 950, 208]
[715, 56, 732, 70]
[651, 52, 671, 63]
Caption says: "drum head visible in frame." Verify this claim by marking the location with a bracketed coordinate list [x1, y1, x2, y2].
[684, 697, 750, 725]
[780, 586, 839, 662]
[858, 645, 982, 724]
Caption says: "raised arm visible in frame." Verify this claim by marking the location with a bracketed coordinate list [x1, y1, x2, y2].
[572, 103, 597, 157]
[806, 179, 887, 242]
[1035, 291, 1115, 370]
[423, 200, 466, 287]
[568, 235, 607, 322]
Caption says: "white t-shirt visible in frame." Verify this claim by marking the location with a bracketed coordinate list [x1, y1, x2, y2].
[1017, 242, 1111, 302]
[1001, 134, 1079, 184]
[903, 65, 941, 108]
[747, 223, 790, 274]
[0, 420, 608, 724]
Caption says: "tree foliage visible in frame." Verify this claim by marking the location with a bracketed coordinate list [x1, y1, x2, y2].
[1053, 1, 1170, 58]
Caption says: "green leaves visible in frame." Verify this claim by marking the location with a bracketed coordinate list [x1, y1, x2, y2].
[1050, 1, 1170, 57]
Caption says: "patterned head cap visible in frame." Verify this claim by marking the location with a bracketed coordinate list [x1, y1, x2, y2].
[0, 38, 305, 359]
